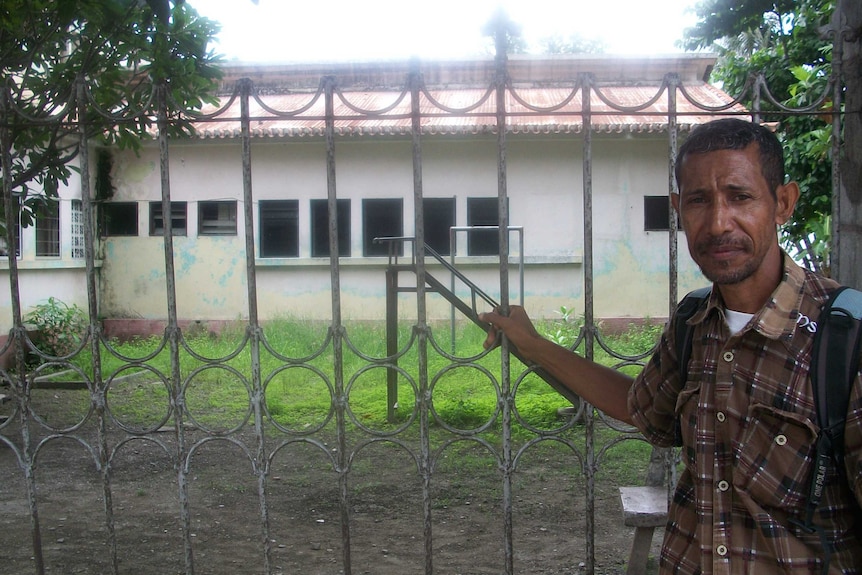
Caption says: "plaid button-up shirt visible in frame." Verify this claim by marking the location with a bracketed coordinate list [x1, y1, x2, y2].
[630, 254, 862, 574]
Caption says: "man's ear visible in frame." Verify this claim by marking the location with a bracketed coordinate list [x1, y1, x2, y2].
[775, 181, 800, 225]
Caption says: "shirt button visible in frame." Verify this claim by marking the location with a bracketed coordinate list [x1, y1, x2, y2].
[716, 411, 726, 422]
[775, 435, 787, 446]
[723, 351, 734, 362]
[716, 544, 728, 557]
[717, 480, 729, 492]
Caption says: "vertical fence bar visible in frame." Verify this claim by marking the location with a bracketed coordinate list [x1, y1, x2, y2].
[0, 71, 46, 575]
[238, 78, 274, 573]
[829, 19, 844, 280]
[493, 34, 515, 575]
[323, 76, 353, 575]
[666, 74, 680, 312]
[156, 82, 195, 575]
[76, 78, 119, 575]
[408, 65, 436, 575]
[580, 73, 597, 575]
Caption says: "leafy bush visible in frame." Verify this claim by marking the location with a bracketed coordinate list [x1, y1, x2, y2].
[23, 297, 88, 356]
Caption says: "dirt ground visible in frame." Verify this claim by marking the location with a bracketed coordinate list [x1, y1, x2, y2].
[0, 414, 662, 575]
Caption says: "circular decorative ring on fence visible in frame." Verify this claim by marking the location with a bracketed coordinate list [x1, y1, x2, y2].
[106, 364, 172, 434]
[182, 364, 252, 436]
[29, 362, 93, 434]
[511, 367, 583, 435]
[345, 364, 417, 436]
[429, 363, 501, 435]
[263, 364, 335, 435]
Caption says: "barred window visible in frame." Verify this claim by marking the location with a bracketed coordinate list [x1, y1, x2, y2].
[71, 199, 85, 259]
[36, 199, 60, 257]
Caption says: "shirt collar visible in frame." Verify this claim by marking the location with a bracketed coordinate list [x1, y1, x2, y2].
[688, 251, 805, 341]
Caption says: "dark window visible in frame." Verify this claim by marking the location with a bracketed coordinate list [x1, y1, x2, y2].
[101, 202, 138, 236]
[35, 200, 60, 257]
[260, 200, 299, 257]
[423, 197, 455, 256]
[467, 197, 503, 256]
[644, 196, 679, 231]
[363, 198, 403, 256]
[199, 201, 237, 236]
[311, 199, 350, 257]
[150, 201, 187, 236]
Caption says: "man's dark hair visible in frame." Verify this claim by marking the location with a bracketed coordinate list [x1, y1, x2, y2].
[675, 118, 785, 196]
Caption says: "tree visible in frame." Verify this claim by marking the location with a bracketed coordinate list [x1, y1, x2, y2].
[482, 7, 528, 55]
[0, 0, 222, 230]
[684, 0, 836, 274]
[538, 33, 606, 55]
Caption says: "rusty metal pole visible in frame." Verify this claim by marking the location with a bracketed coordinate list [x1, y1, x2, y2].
[581, 73, 597, 575]
[835, 0, 862, 287]
[0, 64, 46, 575]
[76, 78, 120, 575]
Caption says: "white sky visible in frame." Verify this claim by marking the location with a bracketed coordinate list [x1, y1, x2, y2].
[191, 0, 700, 63]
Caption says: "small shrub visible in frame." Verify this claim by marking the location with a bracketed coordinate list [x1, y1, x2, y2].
[23, 297, 88, 356]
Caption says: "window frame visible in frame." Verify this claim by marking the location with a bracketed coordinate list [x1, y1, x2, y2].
[198, 200, 238, 236]
[149, 201, 188, 237]
[100, 202, 139, 237]
[643, 195, 679, 232]
[70, 199, 85, 259]
[35, 198, 61, 257]
[422, 197, 456, 256]
[466, 197, 505, 256]
[362, 198, 403, 257]
[259, 199, 300, 258]
[311, 198, 351, 257]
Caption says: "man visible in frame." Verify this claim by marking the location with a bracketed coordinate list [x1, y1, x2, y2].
[480, 118, 862, 574]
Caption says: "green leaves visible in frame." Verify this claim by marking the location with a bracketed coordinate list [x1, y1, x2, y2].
[686, 0, 837, 273]
[1, 0, 222, 228]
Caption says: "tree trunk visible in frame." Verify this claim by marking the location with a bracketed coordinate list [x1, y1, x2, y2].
[836, 0, 862, 288]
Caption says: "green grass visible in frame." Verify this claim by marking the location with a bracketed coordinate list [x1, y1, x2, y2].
[39, 317, 662, 457]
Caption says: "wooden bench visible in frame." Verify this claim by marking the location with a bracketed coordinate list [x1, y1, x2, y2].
[619, 485, 668, 575]
[618, 445, 671, 575]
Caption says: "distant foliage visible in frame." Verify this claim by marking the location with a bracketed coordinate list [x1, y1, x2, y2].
[684, 0, 836, 274]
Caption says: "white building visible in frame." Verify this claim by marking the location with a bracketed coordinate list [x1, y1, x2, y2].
[2, 55, 742, 339]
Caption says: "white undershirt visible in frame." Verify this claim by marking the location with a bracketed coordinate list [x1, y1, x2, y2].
[725, 308, 754, 335]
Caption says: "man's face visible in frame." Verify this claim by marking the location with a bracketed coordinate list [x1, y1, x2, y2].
[672, 144, 797, 287]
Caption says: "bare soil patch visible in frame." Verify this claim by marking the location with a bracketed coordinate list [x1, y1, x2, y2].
[0, 397, 661, 574]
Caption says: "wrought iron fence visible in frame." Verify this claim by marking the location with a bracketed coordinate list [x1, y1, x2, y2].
[0, 43, 849, 575]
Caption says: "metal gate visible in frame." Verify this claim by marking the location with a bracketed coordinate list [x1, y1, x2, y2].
[0, 34, 853, 575]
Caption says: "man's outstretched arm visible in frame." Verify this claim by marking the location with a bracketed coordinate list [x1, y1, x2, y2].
[479, 307, 635, 425]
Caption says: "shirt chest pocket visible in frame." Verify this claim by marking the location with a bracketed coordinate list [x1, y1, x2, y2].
[732, 404, 819, 512]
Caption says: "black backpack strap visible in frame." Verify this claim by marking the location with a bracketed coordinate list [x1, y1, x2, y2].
[811, 287, 862, 467]
[795, 286, 862, 575]
[672, 286, 711, 446]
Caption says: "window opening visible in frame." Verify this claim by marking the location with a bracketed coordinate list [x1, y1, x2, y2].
[423, 197, 455, 256]
[644, 195, 679, 231]
[150, 201, 187, 236]
[260, 200, 299, 257]
[199, 201, 238, 236]
[35, 199, 60, 257]
[363, 198, 403, 257]
[101, 202, 138, 236]
[71, 199, 85, 258]
[0, 197, 21, 257]
[311, 199, 350, 257]
[467, 197, 504, 256]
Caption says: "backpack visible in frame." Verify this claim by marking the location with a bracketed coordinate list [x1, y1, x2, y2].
[672, 285, 862, 574]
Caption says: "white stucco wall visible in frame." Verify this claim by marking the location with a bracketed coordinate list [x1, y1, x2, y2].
[0, 167, 91, 334]
[93, 132, 705, 326]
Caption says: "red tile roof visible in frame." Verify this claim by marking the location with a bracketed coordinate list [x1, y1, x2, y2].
[188, 57, 747, 139]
